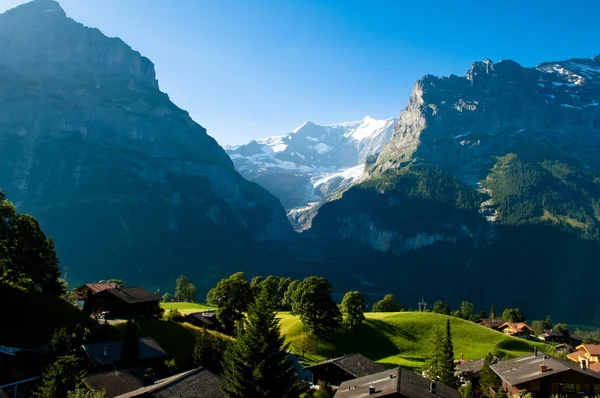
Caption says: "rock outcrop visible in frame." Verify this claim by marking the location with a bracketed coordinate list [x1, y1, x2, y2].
[0, 0, 293, 290]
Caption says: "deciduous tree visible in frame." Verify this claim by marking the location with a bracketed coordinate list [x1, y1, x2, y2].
[292, 277, 341, 335]
[372, 294, 402, 312]
[35, 355, 85, 398]
[341, 291, 366, 330]
[211, 272, 253, 335]
[502, 308, 525, 322]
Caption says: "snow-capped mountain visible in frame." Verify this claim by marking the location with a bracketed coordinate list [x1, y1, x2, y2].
[226, 116, 396, 228]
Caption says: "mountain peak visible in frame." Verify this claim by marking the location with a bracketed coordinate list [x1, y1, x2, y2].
[292, 121, 315, 133]
[4, 0, 66, 18]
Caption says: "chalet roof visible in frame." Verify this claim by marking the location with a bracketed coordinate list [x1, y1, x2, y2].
[103, 287, 161, 304]
[186, 312, 215, 326]
[305, 353, 386, 378]
[498, 322, 533, 332]
[590, 362, 600, 373]
[84, 368, 144, 397]
[456, 358, 485, 375]
[81, 283, 120, 294]
[82, 338, 167, 367]
[335, 367, 460, 398]
[568, 351, 583, 362]
[115, 367, 224, 397]
[491, 353, 600, 386]
[477, 318, 505, 327]
[539, 329, 564, 337]
[554, 344, 575, 352]
[579, 344, 600, 356]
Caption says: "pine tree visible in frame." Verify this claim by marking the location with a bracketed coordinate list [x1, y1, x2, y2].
[35, 355, 85, 398]
[221, 289, 297, 397]
[439, 319, 457, 388]
[479, 352, 501, 397]
[489, 304, 496, 318]
[425, 327, 445, 380]
[47, 327, 72, 360]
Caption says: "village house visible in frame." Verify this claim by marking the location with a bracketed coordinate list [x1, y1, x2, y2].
[490, 351, 600, 397]
[85, 287, 162, 319]
[74, 283, 121, 300]
[555, 344, 576, 354]
[334, 367, 460, 398]
[537, 329, 566, 343]
[184, 310, 219, 330]
[476, 318, 506, 331]
[305, 353, 386, 387]
[82, 338, 167, 371]
[568, 345, 600, 373]
[498, 322, 534, 339]
[455, 357, 498, 386]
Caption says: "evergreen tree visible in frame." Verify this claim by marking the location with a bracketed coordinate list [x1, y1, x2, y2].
[489, 304, 496, 318]
[35, 355, 85, 398]
[425, 327, 445, 380]
[432, 300, 447, 314]
[341, 291, 366, 330]
[459, 384, 474, 398]
[193, 329, 230, 374]
[120, 320, 139, 366]
[372, 294, 402, 312]
[545, 315, 553, 329]
[439, 320, 457, 388]
[221, 289, 297, 397]
[495, 389, 508, 398]
[67, 388, 107, 398]
[47, 327, 72, 360]
[292, 277, 341, 335]
[82, 289, 93, 317]
[479, 352, 501, 397]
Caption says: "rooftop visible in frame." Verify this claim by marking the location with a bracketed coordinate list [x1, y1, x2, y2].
[84, 368, 144, 397]
[539, 329, 565, 337]
[579, 344, 600, 356]
[82, 338, 167, 367]
[81, 283, 120, 294]
[306, 353, 386, 378]
[491, 353, 600, 386]
[115, 367, 224, 397]
[103, 287, 161, 304]
[335, 367, 460, 398]
[477, 318, 505, 326]
[456, 358, 485, 375]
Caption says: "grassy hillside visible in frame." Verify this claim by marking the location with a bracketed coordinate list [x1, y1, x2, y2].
[161, 302, 213, 315]
[279, 311, 552, 371]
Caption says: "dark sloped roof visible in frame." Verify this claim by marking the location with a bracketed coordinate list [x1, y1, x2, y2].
[539, 329, 564, 337]
[84, 368, 144, 397]
[491, 353, 600, 386]
[82, 338, 167, 367]
[104, 287, 161, 304]
[186, 312, 214, 326]
[335, 367, 460, 398]
[115, 367, 224, 397]
[477, 318, 505, 327]
[456, 358, 485, 375]
[306, 353, 386, 378]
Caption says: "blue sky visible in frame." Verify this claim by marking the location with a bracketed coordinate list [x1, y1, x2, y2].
[2, 0, 599, 145]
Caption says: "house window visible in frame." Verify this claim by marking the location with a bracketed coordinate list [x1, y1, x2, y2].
[565, 383, 575, 392]
[576, 384, 581, 392]
[594, 384, 600, 393]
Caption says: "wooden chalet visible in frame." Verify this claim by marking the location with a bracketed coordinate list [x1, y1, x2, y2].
[115, 367, 224, 397]
[537, 329, 568, 343]
[305, 353, 386, 387]
[568, 345, 600, 372]
[82, 338, 167, 370]
[87, 287, 161, 319]
[476, 318, 506, 331]
[184, 311, 219, 330]
[74, 283, 120, 300]
[498, 322, 533, 339]
[490, 352, 600, 397]
[455, 357, 494, 385]
[555, 344, 576, 354]
[334, 367, 460, 398]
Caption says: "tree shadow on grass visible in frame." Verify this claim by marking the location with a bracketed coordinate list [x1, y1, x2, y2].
[316, 320, 401, 362]
[367, 319, 419, 342]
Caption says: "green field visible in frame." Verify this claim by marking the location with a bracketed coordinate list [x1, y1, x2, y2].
[161, 302, 214, 315]
[279, 311, 552, 371]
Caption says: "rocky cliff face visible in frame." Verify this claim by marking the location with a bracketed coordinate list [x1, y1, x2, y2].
[0, 0, 293, 290]
[307, 56, 600, 324]
[227, 116, 396, 229]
